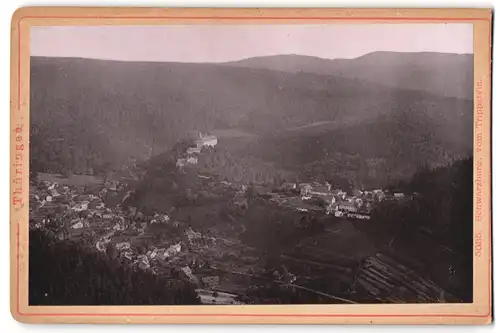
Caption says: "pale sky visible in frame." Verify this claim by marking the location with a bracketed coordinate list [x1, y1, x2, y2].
[30, 24, 473, 63]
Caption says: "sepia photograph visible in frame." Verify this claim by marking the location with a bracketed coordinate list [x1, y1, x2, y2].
[11, 7, 492, 325]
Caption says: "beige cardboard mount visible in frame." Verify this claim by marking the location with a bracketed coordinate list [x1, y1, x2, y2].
[10, 7, 492, 325]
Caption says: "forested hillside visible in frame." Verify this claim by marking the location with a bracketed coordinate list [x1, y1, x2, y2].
[196, 146, 294, 185]
[362, 157, 473, 301]
[241, 99, 473, 188]
[30, 54, 472, 182]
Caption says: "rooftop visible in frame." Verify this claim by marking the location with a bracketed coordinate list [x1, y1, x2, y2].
[196, 135, 217, 142]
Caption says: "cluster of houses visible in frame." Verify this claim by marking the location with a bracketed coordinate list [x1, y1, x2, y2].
[86, 207, 224, 277]
[30, 182, 103, 231]
[176, 132, 218, 168]
[278, 181, 407, 220]
[29, 173, 138, 233]
[96, 235, 185, 272]
[30, 174, 237, 293]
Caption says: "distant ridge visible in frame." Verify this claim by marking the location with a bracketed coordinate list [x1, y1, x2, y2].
[224, 51, 473, 100]
[35, 51, 472, 99]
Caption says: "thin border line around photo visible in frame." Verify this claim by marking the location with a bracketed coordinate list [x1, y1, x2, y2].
[14, 13, 492, 319]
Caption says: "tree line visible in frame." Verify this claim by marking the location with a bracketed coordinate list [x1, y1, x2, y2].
[196, 146, 292, 185]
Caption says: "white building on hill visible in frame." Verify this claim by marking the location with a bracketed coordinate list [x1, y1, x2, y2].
[195, 132, 218, 148]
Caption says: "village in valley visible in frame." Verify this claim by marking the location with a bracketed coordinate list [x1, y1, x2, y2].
[29, 131, 453, 306]
[174, 132, 408, 220]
